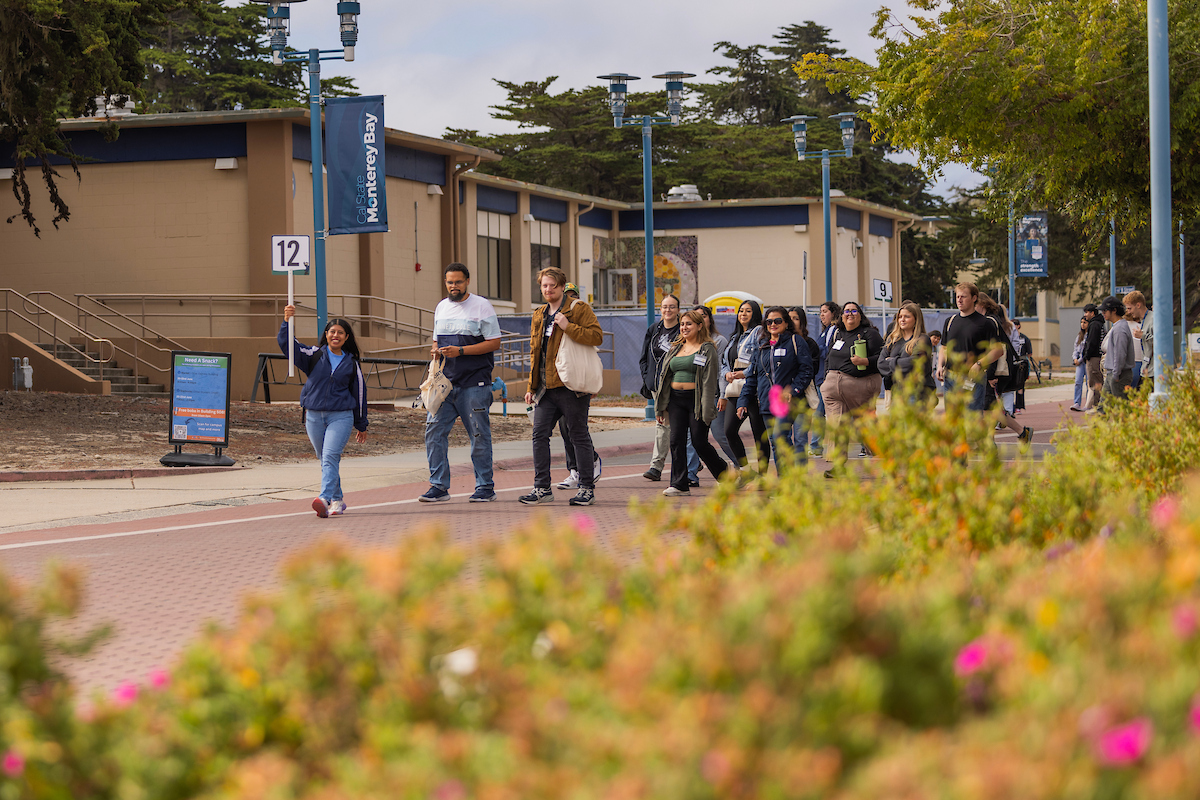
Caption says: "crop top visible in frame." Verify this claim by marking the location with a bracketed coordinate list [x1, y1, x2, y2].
[667, 352, 696, 384]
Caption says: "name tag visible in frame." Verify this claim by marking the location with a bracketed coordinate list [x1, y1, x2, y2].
[833, 340, 846, 350]
[692, 353, 708, 367]
[774, 348, 787, 356]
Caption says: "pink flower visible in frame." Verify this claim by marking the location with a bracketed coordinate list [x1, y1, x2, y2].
[112, 681, 139, 708]
[148, 668, 169, 689]
[1189, 700, 1200, 735]
[569, 513, 596, 538]
[1, 750, 24, 777]
[700, 749, 732, 785]
[434, 780, 467, 800]
[954, 639, 989, 676]
[1150, 496, 1180, 529]
[768, 384, 790, 418]
[1172, 604, 1198, 639]
[1096, 718, 1153, 766]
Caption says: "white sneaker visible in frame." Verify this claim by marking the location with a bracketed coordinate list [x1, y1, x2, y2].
[663, 486, 690, 497]
[557, 470, 580, 490]
[329, 500, 347, 516]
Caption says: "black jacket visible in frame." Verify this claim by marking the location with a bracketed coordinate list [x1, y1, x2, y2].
[639, 321, 679, 399]
[738, 332, 814, 416]
[1084, 315, 1105, 360]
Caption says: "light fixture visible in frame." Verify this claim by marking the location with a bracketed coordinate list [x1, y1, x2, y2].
[522, 213, 535, 222]
[597, 73, 639, 128]
[427, 184, 443, 196]
[213, 158, 239, 170]
[249, 0, 307, 66]
[337, 2, 360, 61]
[831, 112, 858, 156]
[782, 115, 818, 161]
[652, 72, 696, 124]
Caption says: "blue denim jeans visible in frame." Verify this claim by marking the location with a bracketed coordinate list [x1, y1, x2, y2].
[305, 409, 354, 503]
[944, 375, 993, 411]
[1074, 363, 1086, 406]
[426, 383, 494, 492]
[768, 413, 798, 469]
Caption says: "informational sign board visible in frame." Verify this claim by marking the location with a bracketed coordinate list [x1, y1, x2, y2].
[271, 235, 310, 275]
[873, 278, 893, 302]
[1190, 333, 1200, 353]
[169, 352, 232, 447]
[1116, 285, 1135, 294]
[1016, 212, 1049, 277]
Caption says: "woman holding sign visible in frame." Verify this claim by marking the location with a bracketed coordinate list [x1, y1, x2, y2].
[279, 305, 368, 518]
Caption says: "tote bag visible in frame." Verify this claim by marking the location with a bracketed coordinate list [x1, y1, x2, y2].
[554, 300, 604, 395]
[418, 357, 453, 415]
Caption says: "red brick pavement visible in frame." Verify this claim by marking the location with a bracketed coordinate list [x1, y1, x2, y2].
[0, 399, 1085, 696]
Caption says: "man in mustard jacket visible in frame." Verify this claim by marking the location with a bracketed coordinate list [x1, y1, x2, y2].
[521, 267, 604, 506]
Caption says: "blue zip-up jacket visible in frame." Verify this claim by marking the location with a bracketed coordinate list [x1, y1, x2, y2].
[738, 331, 813, 417]
[815, 324, 835, 386]
[278, 322, 368, 432]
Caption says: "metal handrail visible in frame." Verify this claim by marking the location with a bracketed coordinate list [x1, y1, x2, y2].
[1, 288, 116, 381]
[82, 293, 437, 342]
[65, 292, 188, 346]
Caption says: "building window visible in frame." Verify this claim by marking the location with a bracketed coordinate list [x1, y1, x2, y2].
[530, 220, 561, 305]
[476, 211, 511, 301]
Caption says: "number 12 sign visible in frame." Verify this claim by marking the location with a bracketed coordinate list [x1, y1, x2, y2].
[271, 235, 310, 275]
[271, 235, 309, 377]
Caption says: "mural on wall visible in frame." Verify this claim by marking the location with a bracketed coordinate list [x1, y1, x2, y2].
[593, 236, 699, 307]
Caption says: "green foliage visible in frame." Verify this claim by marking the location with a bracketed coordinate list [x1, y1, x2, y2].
[0, 0, 202, 235]
[139, 0, 359, 114]
[445, 23, 945, 216]
[797, 0, 1200, 240]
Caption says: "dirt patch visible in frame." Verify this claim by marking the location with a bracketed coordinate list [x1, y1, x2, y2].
[0, 392, 649, 471]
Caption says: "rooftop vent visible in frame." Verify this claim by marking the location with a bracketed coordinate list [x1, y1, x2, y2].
[665, 184, 702, 203]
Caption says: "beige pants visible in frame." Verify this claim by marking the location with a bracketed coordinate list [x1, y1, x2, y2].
[821, 370, 883, 421]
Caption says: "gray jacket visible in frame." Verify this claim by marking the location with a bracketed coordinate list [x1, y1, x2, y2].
[1141, 312, 1154, 371]
[1104, 319, 1136, 373]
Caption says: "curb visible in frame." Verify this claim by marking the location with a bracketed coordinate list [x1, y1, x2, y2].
[0, 466, 243, 484]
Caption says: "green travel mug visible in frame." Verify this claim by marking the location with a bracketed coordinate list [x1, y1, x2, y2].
[851, 338, 867, 371]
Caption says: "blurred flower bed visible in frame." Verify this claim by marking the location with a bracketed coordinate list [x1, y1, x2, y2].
[3, 370, 1200, 799]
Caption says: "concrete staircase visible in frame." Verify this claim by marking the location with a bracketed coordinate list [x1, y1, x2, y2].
[36, 343, 168, 398]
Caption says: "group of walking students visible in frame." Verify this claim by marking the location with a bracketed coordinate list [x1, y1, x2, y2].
[279, 267, 1043, 516]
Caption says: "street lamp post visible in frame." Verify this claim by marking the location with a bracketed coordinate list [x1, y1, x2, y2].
[252, 0, 361, 336]
[600, 71, 695, 420]
[783, 113, 857, 302]
[1148, 0, 1174, 404]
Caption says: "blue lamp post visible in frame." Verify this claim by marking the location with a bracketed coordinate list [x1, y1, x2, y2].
[783, 112, 857, 302]
[1148, 0, 1174, 403]
[600, 70, 695, 420]
[252, 0, 361, 336]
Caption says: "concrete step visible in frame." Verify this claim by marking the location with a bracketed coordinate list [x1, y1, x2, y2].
[35, 343, 168, 398]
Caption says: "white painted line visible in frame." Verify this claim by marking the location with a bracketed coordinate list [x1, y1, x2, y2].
[0, 469, 649, 552]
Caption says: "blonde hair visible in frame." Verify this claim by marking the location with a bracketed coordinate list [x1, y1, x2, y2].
[537, 267, 568, 287]
[673, 309, 713, 347]
[885, 302, 928, 354]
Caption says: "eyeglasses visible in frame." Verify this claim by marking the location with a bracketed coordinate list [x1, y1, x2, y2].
[843, 309, 860, 316]
[765, 318, 786, 326]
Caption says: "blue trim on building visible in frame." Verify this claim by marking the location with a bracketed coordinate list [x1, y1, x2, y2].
[836, 205, 861, 231]
[477, 184, 518, 215]
[1, 124, 247, 168]
[530, 194, 568, 222]
[578, 207, 612, 230]
[618, 204, 810, 231]
[292, 125, 445, 185]
[868, 213, 893, 238]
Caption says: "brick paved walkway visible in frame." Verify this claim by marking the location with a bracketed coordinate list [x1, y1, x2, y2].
[0, 397, 1082, 695]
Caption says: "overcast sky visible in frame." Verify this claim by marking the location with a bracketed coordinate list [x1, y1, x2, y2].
[280, 0, 983, 200]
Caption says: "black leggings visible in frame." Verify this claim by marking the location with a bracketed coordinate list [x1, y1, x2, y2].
[667, 390, 728, 490]
[724, 394, 769, 468]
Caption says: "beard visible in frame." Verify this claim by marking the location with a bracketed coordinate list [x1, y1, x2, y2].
[448, 288, 465, 301]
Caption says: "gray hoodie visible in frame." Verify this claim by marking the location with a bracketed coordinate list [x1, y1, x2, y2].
[1104, 318, 1135, 373]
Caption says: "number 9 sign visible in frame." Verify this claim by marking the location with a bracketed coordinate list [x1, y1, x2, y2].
[271, 235, 311, 275]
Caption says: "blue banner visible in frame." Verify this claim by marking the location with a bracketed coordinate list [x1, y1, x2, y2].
[1015, 211, 1048, 277]
[326, 95, 389, 235]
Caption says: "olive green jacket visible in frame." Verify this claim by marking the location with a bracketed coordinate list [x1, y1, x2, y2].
[653, 340, 720, 424]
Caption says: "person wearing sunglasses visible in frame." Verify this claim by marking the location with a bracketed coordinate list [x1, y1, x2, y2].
[820, 300, 884, 471]
[736, 306, 813, 474]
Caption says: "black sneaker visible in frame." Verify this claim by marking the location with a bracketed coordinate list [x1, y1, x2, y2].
[859, 444, 873, 458]
[418, 486, 450, 503]
[518, 488, 554, 505]
[1018, 426, 1034, 444]
[568, 487, 595, 506]
[643, 467, 662, 481]
[468, 488, 497, 502]
[688, 478, 700, 488]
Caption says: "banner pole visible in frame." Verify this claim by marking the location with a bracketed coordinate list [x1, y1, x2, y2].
[288, 273, 295, 377]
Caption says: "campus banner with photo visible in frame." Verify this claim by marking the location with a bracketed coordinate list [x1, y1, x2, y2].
[326, 95, 389, 235]
[169, 352, 231, 446]
[1016, 212, 1048, 277]
[593, 236, 699, 307]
